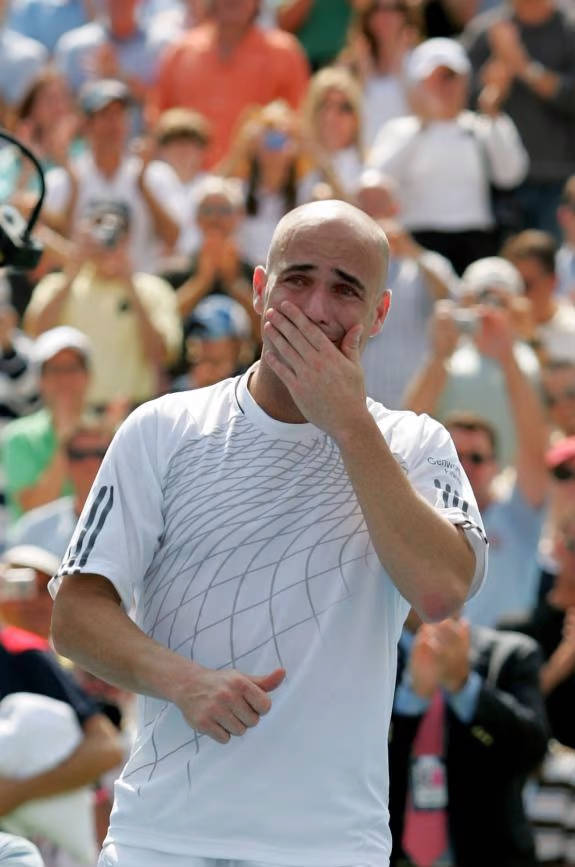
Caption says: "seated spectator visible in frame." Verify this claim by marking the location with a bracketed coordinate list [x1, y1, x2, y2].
[0, 551, 123, 856]
[0, 545, 60, 642]
[355, 169, 458, 408]
[0, 327, 90, 522]
[222, 101, 321, 268]
[404, 256, 540, 466]
[149, 0, 310, 168]
[368, 37, 529, 274]
[0, 3, 48, 109]
[556, 175, 575, 300]
[174, 295, 255, 391]
[24, 201, 182, 410]
[301, 65, 366, 197]
[161, 176, 257, 335]
[277, 0, 354, 71]
[389, 608, 548, 867]
[0, 278, 39, 429]
[502, 230, 575, 364]
[146, 108, 211, 258]
[7, 423, 111, 559]
[340, 0, 419, 148]
[43, 78, 179, 273]
[0, 68, 80, 207]
[6, 0, 90, 54]
[54, 0, 172, 102]
[462, 0, 575, 238]
[542, 361, 575, 441]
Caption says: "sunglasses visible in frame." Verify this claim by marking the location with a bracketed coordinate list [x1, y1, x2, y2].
[67, 447, 108, 462]
[320, 100, 355, 115]
[551, 464, 575, 482]
[457, 451, 494, 466]
[560, 534, 575, 553]
[543, 386, 575, 408]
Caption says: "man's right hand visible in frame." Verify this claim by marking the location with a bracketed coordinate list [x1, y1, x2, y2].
[172, 665, 286, 744]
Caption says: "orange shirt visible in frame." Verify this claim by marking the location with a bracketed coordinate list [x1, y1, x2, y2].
[151, 23, 310, 168]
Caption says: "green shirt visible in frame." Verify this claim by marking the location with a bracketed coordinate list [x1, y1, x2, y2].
[295, 0, 353, 68]
[1, 408, 73, 520]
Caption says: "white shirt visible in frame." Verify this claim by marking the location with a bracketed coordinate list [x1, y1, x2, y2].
[44, 153, 161, 273]
[144, 161, 207, 257]
[368, 112, 529, 231]
[50, 370, 487, 867]
[363, 74, 410, 150]
[537, 301, 575, 363]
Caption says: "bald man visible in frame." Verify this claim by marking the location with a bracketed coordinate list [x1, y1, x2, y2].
[49, 201, 488, 867]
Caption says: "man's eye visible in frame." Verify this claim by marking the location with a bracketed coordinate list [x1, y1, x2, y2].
[337, 285, 359, 297]
[287, 275, 307, 286]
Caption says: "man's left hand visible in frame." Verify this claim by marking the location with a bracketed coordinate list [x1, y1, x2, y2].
[263, 300, 368, 439]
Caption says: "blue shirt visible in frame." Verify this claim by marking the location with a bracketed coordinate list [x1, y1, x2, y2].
[464, 483, 544, 628]
[7, 0, 88, 54]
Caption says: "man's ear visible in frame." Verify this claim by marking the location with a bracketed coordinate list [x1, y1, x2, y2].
[369, 289, 392, 338]
[253, 265, 267, 316]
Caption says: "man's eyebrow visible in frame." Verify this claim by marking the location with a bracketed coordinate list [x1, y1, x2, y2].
[334, 268, 366, 295]
[279, 263, 366, 295]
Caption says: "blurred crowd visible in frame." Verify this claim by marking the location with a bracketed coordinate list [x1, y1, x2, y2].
[0, 0, 574, 864]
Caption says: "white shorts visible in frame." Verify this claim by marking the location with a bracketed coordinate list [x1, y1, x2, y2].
[98, 849, 368, 867]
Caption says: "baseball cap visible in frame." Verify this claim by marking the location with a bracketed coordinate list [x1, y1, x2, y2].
[1, 545, 60, 576]
[406, 38, 471, 83]
[32, 326, 91, 367]
[79, 78, 131, 116]
[460, 257, 524, 298]
[545, 437, 575, 469]
[186, 296, 251, 341]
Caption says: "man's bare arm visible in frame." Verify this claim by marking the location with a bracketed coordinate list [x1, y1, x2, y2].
[51, 574, 285, 745]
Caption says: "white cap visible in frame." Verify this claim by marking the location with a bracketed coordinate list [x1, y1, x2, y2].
[32, 326, 91, 367]
[1, 545, 61, 576]
[407, 38, 471, 83]
[461, 257, 524, 297]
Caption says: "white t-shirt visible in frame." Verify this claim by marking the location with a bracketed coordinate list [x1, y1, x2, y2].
[144, 161, 207, 257]
[536, 301, 575, 363]
[44, 153, 161, 272]
[50, 370, 487, 867]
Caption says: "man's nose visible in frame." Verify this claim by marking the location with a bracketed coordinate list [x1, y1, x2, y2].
[301, 286, 331, 323]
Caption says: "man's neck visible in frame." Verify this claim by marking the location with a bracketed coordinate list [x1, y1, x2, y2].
[216, 22, 252, 58]
[92, 147, 123, 178]
[248, 362, 307, 424]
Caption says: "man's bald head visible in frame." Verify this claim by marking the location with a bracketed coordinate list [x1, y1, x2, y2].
[266, 200, 390, 296]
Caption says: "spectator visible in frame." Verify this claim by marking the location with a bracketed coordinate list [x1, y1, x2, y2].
[542, 361, 575, 440]
[277, 0, 354, 71]
[43, 78, 179, 273]
[161, 176, 257, 334]
[149, 0, 310, 168]
[174, 295, 255, 391]
[0, 68, 80, 207]
[301, 65, 366, 196]
[368, 37, 529, 274]
[54, 0, 171, 100]
[341, 0, 419, 148]
[355, 169, 458, 408]
[0, 278, 39, 429]
[502, 230, 575, 364]
[462, 0, 575, 238]
[25, 201, 182, 410]
[555, 174, 575, 300]
[7, 0, 91, 54]
[389, 609, 548, 867]
[0, 545, 60, 641]
[0, 832, 43, 867]
[0, 326, 90, 522]
[147, 108, 211, 259]
[0, 552, 123, 853]
[404, 256, 540, 466]
[222, 100, 322, 268]
[6, 424, 111, 559]
[0, 0, 48, 109]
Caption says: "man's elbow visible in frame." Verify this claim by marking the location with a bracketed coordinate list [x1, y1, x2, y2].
[417, 562, 476, 623]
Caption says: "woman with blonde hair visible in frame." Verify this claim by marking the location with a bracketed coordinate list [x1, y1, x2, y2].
[300, 65, 366, 198]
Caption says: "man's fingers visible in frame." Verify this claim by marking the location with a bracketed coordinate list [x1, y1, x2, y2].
[266, 307, 319, 355]
[215, 712, 247, 737]
[278, 301, 327, 351]
[206, 722, 231, 744]
[233, 697, 261, 728]
[264, 321, 304, 368]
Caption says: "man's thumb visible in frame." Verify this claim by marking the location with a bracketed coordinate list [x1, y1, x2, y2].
[342, 325, 363, 358]
[250, 668, 286, 693]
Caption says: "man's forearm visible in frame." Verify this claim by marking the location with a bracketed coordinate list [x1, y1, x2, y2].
[335, 413, 475, 621]
[401, 356, 447, 413]
[51, 575, 205, 705]
[5, 714, 123, 812]
[24, 282, 72, 337]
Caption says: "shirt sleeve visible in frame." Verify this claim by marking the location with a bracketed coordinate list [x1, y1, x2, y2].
[49, 401, 170, 612]
[394, 411, 489, 601]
